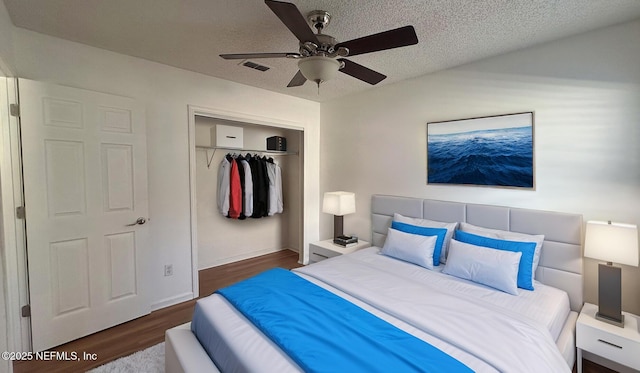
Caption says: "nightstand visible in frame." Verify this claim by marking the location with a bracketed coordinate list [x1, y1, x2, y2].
[308, 239, 370, 264]
[576, 302, 640, 373]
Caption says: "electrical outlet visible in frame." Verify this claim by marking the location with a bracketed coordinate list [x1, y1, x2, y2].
[164, 264, 173, 277]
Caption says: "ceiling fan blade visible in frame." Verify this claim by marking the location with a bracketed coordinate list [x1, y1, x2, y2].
[338, 59, 386, 85]
[336, 25, 418, 57]
[220, 52, 299, 60]
[265, 0, 319, 44]
[287, 70, 307, 87]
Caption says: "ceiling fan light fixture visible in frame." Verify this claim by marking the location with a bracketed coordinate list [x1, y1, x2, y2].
[298, 56, 341, 85]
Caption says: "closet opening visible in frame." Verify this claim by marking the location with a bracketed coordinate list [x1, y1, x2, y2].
[188, 107, 304, 296]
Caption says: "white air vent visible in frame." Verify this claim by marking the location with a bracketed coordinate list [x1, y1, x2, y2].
[240, 60, 271, 72]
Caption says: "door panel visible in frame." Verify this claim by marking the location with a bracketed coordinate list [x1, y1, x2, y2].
[45, 140, 87, 216]
[105, 232, 137, 300]
[50, 238, 90, 315]
[19, 79, 150, 351]
[101, 144, 135, 211]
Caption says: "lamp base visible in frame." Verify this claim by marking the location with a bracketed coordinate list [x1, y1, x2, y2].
[595, 312, 625, 327]
[333, 215, 344, 240]
[597, 263, 624, 328]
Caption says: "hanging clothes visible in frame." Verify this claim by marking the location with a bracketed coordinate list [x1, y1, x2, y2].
[275, 162, 283, 214]
[260, 157, 270, 217]
[217, 156, 231, 215]
[217, 152, 284, 219]
[240, 157, 253, 218]
[228, 157, 242, 219]
[249, 155, 269, 218]
[266, 158, 283, 216]
[234, 155, 246, 220]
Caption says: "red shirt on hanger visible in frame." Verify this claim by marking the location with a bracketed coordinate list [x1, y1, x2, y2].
[228, 158, 242, 219]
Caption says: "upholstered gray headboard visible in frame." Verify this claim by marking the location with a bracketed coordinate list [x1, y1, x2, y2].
[371, 195, 584, 312]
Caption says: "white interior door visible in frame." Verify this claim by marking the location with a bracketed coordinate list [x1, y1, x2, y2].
[19, 79, 150, 351]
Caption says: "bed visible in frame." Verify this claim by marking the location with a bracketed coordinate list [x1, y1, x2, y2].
[166, 195, 583, 372]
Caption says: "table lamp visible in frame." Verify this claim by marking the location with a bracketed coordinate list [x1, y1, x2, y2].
[584, 220, 639, 327]
[322, 191, 356, 241]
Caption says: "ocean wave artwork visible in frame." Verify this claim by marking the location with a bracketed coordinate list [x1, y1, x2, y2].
[427, 124, 533, 188]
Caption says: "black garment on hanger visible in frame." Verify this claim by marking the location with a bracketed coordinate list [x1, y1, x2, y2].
[261, 156, 270, 217]
[249, 155, 268, 218]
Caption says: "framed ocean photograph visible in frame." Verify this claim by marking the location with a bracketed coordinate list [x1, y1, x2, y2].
[426, 112, 534, 189]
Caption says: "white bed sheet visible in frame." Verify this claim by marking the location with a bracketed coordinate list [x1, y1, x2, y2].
[339, 247, 571, 340]
[192, 248, 571, 372]
[194, 289, 499, 373]
[296, 248, 570, 372]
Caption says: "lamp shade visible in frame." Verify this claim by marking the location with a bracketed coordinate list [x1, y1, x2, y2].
[298, 56, 341, 84]
[322, 191, 356, 216]
[584, 221, 639, 267]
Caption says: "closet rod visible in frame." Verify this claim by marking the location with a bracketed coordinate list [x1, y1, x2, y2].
[196, 146, 299, 168]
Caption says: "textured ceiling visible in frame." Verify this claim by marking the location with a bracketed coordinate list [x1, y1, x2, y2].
[4, 0, 640, 102]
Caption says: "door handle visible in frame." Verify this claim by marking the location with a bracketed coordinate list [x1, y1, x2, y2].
[126, 217, 147, 226]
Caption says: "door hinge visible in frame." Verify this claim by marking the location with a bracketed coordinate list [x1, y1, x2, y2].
[16, 206, 25, 219]
[21, 305, 30, 317]
[9, 104, 20, 117]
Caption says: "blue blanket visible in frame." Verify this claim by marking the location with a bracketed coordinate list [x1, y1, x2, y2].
[216, 268, 472, 373]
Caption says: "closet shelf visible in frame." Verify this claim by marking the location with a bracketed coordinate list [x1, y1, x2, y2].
[196, 146, 298, 168]
[196, 145, 298, 155]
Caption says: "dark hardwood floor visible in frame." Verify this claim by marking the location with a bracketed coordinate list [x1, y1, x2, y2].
[14, 248, 615, 373]
[14, 249, 301, 373]
[574, 360, 619, 373]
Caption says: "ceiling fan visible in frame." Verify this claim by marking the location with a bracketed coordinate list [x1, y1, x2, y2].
[220, 0, 419, 90]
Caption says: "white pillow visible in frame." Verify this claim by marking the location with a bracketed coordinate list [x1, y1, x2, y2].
[443, 239, 522, 295]
[459, 222, 544, 276]
[381, 227, 438, 270]
[393, 213, 458, 263]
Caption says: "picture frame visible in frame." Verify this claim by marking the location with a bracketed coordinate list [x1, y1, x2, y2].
[426, 112, 534, 189]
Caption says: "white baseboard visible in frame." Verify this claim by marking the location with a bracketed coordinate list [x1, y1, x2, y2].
[199, 247, 298, 271]
[151, 291, 194, 312]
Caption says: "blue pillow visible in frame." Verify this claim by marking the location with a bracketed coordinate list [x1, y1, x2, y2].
[454, 230, 537, 290]
[391, 221, 447, 266]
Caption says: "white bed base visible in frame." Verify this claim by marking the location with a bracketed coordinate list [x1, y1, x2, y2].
[165, 322, 220, 373]
[165, 315, 578, 373]
[166, 195, 583, 372]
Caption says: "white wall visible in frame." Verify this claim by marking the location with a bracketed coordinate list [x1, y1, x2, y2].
[11, 27, 320, 310]
[320, 20, 640, 314]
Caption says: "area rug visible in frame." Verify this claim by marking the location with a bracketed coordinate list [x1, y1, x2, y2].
[87, 342, 164, 373]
